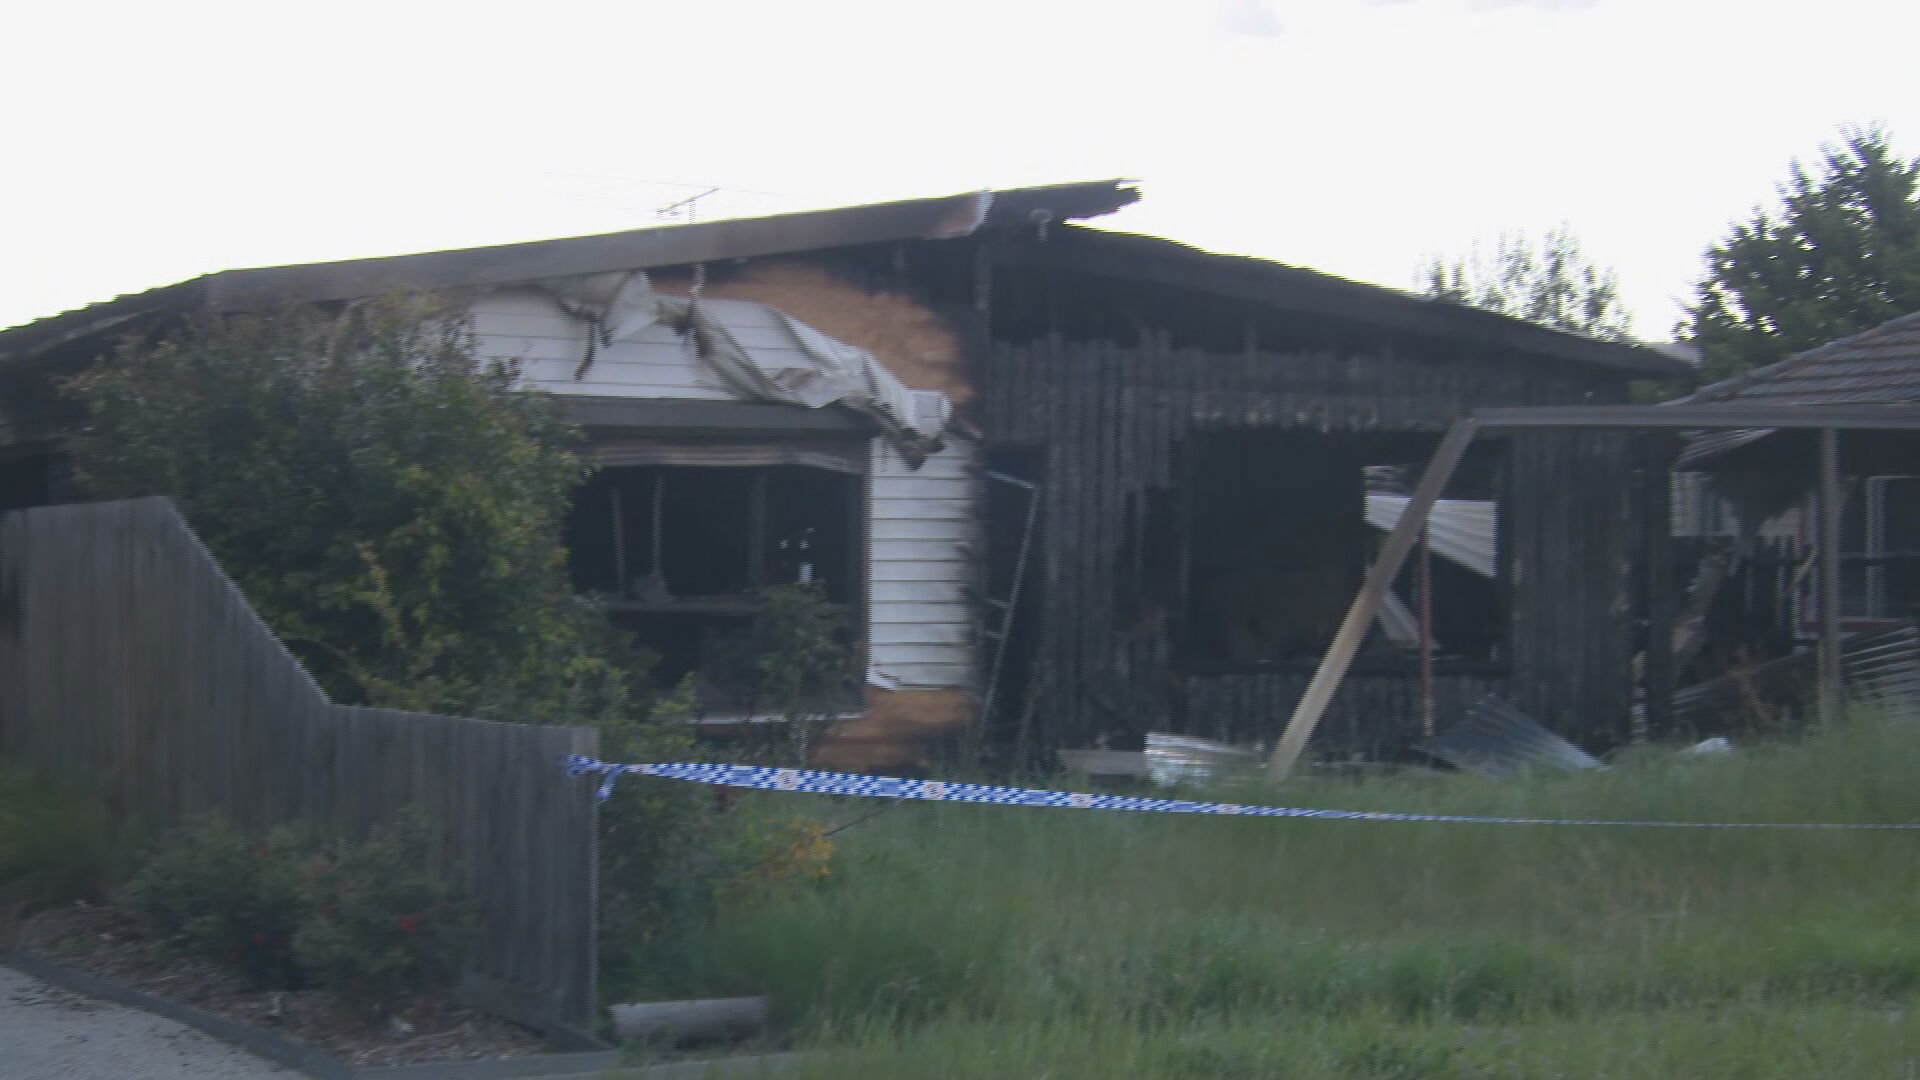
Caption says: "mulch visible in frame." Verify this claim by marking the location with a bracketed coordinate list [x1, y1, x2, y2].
[20, 903, 549, 1068]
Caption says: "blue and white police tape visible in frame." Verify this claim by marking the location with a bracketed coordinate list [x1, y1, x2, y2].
[561, 755, 1920, 831]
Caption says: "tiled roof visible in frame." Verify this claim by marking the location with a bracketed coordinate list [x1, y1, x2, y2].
[1686, 310, 1920, 407]
[1677, 310, 1920, 467]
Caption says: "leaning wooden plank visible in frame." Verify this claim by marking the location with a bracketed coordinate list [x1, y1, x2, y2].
[608, 998, 770, 1046]
[1267, 418, 1480, 779]
[1817, 427, 1844, 727]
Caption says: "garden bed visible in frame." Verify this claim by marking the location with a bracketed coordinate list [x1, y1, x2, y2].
[19, 903, 548, 1069]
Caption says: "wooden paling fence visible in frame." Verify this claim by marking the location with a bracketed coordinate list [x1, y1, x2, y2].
[0, 498, 599, 1033]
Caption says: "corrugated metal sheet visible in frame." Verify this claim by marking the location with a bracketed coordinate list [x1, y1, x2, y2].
[1366, 495, 1497, 578]
[1421, 696, 1604, 778]
[1671, 623, 1920, 727]
[1846, 623, 1920, 710]
[868, 438, 979, 690]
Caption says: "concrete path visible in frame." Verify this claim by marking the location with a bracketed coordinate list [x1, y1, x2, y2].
[0, 965, 295, 1080]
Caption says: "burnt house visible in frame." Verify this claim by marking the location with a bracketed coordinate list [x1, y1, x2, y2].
[0, 180, 1686, 765]
[973, 228, 1683, 757]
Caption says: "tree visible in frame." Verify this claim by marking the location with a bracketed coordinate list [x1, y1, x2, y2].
[1685, 127, 1920, 383]
[1421, 227, 1635, 342]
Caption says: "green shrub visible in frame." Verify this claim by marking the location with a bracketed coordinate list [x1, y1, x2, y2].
[65, 300, 723, 1010]
[293, 812, 477, 1016]
[123, 820, 316, 988]
[0, 760, 136, 910]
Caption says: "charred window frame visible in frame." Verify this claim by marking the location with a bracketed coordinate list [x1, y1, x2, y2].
[1171, 429, 1508, 676]
[564, 460, 866, 686]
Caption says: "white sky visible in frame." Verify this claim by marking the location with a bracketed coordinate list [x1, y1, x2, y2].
[4, 0, 1915, 339]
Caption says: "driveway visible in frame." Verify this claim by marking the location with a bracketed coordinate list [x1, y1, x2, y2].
[0, 965, 294, 1080]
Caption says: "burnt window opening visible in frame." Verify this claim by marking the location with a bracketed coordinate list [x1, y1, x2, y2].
[1172, 429, 1506, 675]
[1114, 485, 1183, 634]
[565, 464, 862, 689]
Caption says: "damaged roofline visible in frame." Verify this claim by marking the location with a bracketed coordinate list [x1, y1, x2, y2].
[0, 180, 1142, 365]
[202, 180, 1140, 310]
[1008, 228, 1690, 380]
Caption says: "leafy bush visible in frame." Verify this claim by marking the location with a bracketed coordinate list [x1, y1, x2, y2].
[0, 760, 137, 910]
[123, 820, 317, 988]
[64, 297, 723, 1000]
[124, 812, 475, 1012]
[703, 582, 859, 763]
[63, 297, 616, 727]
[294, 812, 477, 1016]
[595, 677, 725, 1004]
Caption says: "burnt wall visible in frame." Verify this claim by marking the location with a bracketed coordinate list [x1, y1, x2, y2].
[981, 333, 1639, 758]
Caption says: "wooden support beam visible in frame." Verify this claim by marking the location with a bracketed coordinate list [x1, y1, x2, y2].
[1267, 418, 1479, 778]
[1817, 427, 1843, 726]
[1418, 525, 1435, 738]
[1641, 434, 1678, 740]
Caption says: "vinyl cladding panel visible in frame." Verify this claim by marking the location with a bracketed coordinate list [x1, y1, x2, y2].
[982, 334, 1639, 755]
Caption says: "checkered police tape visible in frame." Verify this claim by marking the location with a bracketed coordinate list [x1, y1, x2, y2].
[561, 756, 1920, 831]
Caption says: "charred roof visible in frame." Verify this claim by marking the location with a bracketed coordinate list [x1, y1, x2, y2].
[0, 178, 1686, 380]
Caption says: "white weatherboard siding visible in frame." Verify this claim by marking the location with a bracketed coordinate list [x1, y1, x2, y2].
[870, 438, 979, 689]
[470, 287, 735, 400]
[472, 286, 978, 690]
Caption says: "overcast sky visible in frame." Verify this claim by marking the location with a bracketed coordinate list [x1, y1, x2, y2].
[5, 0, 1915, 339]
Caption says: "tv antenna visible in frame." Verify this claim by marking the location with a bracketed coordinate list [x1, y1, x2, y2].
[656, 187, 721, 224]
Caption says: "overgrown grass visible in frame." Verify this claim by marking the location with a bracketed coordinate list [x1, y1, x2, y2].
[672, 710, 1920, 1076]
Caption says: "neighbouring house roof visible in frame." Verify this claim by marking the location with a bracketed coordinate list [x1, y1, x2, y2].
[1685, 310, 1920, 408]
[0, 178, 1689, 381]
[1677, 310, 1920, 468]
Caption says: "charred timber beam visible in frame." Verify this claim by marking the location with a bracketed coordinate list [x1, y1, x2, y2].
[992, 240, 1681, 379]
[1474, 405, 1920, 432]
[1267, 417, 1479, 778]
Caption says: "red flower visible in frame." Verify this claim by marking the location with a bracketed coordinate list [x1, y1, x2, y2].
[396, 914, 420, 935]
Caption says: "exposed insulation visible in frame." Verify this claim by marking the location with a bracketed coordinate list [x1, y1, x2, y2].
[651, 260, 973, 408]
[810, 687, 974, 772]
